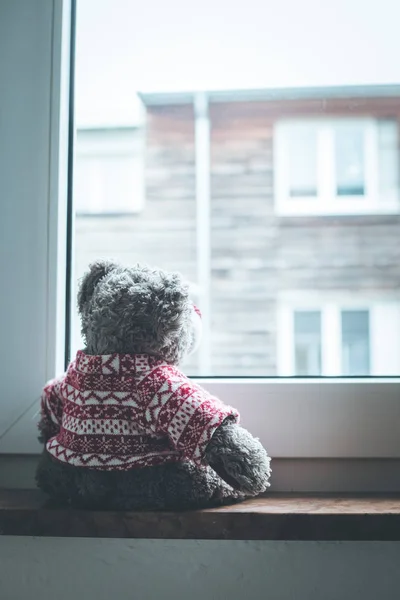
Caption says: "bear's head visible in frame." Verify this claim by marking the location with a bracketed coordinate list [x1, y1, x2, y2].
[77, 260, 202, 364]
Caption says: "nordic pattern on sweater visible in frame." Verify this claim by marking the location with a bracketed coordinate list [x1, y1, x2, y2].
[40, 351, 239, 470]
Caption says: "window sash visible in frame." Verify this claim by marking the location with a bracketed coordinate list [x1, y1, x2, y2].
[293, 311, 322, 376]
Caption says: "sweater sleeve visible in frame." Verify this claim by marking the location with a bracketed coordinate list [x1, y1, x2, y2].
[149, 370, 240, 466]
[38, 376, 65, 443]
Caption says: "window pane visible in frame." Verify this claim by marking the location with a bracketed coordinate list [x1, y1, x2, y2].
[335, 124, 365, 196]
[71, 0, 400, 377]
[378, 119, 400, 201]
[294, 311, 322, 376]
[287, 125, 318, 197]
[341, 310, 370, 375]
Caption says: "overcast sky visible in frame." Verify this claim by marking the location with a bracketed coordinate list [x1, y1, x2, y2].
[75, 0, 400, 127]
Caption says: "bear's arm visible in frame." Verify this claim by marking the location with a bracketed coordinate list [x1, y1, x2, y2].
[146, 370, 271, 495]
[205, 418, 271, 496]
[38, 377, 64, 443]
[147, 376, 239, 466]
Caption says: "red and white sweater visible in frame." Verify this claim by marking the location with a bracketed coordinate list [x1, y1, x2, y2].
[40, 351, 239, 471]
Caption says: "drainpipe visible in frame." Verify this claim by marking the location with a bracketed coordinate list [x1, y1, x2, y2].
[194, 92, 211, 375]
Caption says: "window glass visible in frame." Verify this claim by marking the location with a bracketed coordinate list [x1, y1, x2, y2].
[72, 0, 400, 377]
[288, 125, 318, 198]
[335, 123, 365, 196]
[341, 310, 370, 375]
[294, 311, 322, 376]
[378, 119, 400, 200]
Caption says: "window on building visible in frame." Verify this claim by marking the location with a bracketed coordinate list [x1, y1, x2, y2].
[274, 118, 400, 215]
[74, 129, 144, 215]
[278, 297, 400, 376]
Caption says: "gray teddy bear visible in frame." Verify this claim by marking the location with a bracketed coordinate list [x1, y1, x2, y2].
[36, 260, 271, 509]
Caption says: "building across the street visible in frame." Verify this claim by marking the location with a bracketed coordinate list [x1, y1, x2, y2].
[72, 85, 400, 377]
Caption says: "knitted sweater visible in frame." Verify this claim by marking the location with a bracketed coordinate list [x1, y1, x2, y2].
[40, 351, 239, 471]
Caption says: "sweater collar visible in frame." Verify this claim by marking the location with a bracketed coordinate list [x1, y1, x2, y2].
[74, 350, 164, 376]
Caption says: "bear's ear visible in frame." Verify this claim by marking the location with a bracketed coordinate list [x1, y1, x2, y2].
[77, 259, 118, 313]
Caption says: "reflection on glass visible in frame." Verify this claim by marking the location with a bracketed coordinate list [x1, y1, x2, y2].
[378, 119, 399, 200]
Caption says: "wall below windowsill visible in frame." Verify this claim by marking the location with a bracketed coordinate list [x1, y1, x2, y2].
[1, 489, 400, 541]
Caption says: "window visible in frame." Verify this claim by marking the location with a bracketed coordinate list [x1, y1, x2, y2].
[2, 0, 400, 492]
[274, 118, 400, 215]
[74, 129, 144, 215]
[278, 295, 400, 376]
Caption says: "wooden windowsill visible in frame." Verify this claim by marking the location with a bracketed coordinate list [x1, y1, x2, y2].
[1, 490, 400, 541]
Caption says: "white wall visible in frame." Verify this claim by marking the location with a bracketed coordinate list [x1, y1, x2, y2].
[0, 538, 400, 600]
[0, 0, 53, 436]
[0, 0, 70, 454]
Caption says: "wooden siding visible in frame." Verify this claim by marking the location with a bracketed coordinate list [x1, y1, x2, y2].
[75, 97, 400, 375]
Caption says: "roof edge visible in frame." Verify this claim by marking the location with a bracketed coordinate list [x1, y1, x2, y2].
[138, 84, 400, 106]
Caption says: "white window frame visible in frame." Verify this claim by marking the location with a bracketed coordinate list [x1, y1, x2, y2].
[274, 118, 400, 216]
[1, 2, 400, 490]
[277, 292, 400, 377]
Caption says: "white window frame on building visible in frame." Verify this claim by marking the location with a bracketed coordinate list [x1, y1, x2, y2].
[277, 292, 400, 377]
[274, 117, 400, 216]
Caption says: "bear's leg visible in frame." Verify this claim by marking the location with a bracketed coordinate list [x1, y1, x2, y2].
[36, 454, 246, 510]
[110, 461, 246, 511]
[36, 451, 112, 508]
[36, 451, 79, 505]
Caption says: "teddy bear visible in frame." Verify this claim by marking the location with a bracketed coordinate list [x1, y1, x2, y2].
[36, 260, 271, 510]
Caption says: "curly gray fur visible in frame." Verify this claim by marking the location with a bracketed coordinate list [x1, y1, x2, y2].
[36, 451, 245, 510]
